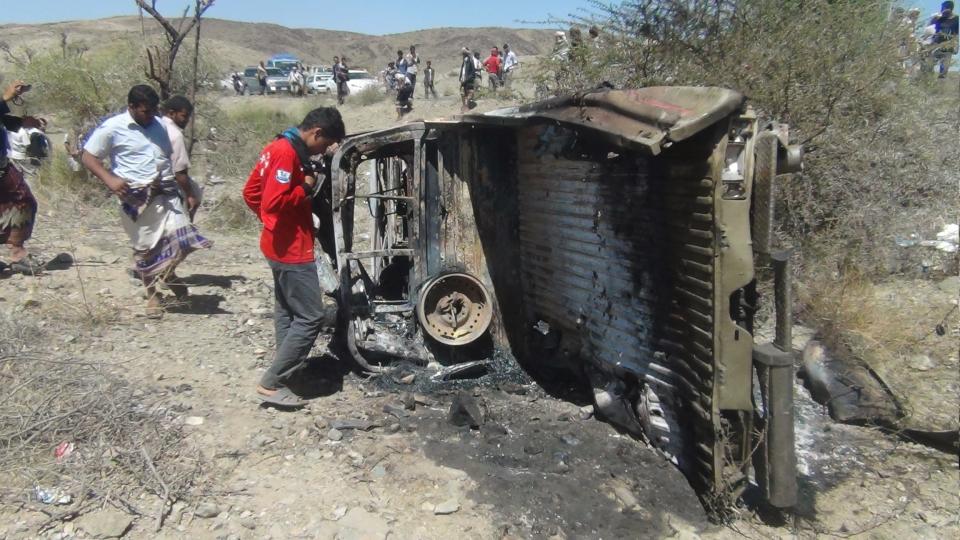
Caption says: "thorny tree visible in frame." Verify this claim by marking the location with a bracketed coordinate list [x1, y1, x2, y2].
[135, 0, 215, 100]
[542, 0, 958, 273]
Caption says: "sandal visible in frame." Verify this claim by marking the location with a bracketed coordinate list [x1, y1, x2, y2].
[9, 254, 45, 275]
[258, 386, 306, 409]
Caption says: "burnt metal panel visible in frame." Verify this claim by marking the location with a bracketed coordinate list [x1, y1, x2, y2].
[513, 123, 718, 468]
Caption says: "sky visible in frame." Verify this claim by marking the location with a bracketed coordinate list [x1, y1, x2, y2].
[0, 1, 950, 34]
[0, 0, 594, 34]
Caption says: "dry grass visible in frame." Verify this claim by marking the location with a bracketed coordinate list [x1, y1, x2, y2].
[798, 269, 913, 362]
[202, 193, 260, 234]
[0, 314, 205, 532]
[351, 86, 388, 106]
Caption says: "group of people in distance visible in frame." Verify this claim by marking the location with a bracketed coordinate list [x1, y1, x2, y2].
[458, 43, 519, 112]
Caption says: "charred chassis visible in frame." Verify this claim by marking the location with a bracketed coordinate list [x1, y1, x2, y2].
[326, 87, 803, 516]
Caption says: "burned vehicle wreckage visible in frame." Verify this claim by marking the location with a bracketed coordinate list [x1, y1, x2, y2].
[323, 87, 803, 515]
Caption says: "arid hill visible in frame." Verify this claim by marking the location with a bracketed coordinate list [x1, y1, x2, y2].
[0, 16, 556, 74]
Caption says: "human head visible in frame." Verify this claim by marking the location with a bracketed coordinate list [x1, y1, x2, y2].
[426, 60, 431, 67]
[127, 84, 160, 127]
[943, 1, 954, 16]
[491, 48, 498, 56]
[298, 107, 345, 155]
[162, 95, 193, 129]
[589, 26, 600, 38]
[397, 49, 404, 57]
[503, 44, 510, 51]
[474, 52, 480, 59]
[462, 47, 470, 58]
[259, 61, 265, 67]
[333, 55, 340, 64]
[388, 61, 395, 68]
[410, 45, 416, 53]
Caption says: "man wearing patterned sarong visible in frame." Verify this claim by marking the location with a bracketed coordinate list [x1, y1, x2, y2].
[81, 85, 212, 318]
[0, 79, 43, 275]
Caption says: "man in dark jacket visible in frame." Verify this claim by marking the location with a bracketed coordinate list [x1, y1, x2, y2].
[930, 1, 959, 77]
[242, 107, 346, 407]
[459, 48, 477, 112]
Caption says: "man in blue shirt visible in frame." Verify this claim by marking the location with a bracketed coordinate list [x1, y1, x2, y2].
[930, 1, 959, 77]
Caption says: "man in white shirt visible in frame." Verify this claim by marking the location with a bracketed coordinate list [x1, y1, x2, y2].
[502, 44, 519, 89]
[159, 95, 202, 221]
[81, 85, 212, 318]
[404, 45, 420, 93]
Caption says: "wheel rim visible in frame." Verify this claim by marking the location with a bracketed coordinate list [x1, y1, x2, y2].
[417, 273, 493, 346]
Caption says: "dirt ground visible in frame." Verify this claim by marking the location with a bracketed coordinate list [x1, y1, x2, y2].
[0, 91, 957, 539]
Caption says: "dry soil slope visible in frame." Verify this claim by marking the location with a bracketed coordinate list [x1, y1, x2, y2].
[0, 16, 554, 73]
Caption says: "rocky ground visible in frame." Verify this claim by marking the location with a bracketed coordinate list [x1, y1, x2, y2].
[0, 90, 956, 539]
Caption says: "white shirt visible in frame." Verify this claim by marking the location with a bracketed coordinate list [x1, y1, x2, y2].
[160, 116, 190, 174]
[405, 53, 419, 74]
[504, 50, 519, 71]
[83, 111, 174, 186]
[6, 127, 38, 161]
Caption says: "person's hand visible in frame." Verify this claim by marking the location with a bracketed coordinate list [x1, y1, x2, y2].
[2, 80, 28, 102]
[303, 175, 318, 188]
[324, 142, 340, 157]
[104, 175, 129, 198]
[186, 195, 199, 213]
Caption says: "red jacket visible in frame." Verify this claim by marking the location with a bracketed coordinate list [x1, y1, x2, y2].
[243, 137, 314, 264]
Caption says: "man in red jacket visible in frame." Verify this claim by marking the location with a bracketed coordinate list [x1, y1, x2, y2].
[243, 107, 345, 407]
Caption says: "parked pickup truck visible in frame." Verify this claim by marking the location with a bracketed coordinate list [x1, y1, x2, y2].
[242, 66, 290, 94]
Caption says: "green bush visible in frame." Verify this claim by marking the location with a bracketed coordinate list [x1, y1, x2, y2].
[544, 0, 958, 275]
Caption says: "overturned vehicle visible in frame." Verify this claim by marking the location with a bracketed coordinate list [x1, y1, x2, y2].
[326, 87, 803, 514]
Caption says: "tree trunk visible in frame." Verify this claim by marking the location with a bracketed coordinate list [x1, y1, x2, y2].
[188, 0, 202, 155]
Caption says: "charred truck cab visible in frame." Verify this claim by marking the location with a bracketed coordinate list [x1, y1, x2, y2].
[328, 87, 803, 515]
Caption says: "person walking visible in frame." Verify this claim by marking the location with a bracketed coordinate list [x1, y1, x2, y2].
[159, 95, 202, 222]
[257, 61, 268, 95]
[459, 48, 477, 112]
[405, 45, 420, 92]
[396, 49, 407, 76]
[502, 44, 519, 89]
[483, 47, 502, 90]
[242, 107, 346, 408]
[395, 72, 414, 119]
[333, 56, 350, 105]
[423, 60, 438, 99]
[929, 1, 959, 77]
[0, 80, 43, 274]
[81, 85, 212, 317]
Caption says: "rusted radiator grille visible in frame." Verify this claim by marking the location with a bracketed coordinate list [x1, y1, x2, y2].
[515, 125, 719, 494]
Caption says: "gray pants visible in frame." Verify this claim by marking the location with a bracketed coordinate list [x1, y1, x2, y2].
[260, 259, 335, 390]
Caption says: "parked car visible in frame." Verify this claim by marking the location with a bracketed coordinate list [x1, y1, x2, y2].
[322, 70, 381, 94]
[242, 67, 290, 94]
[306, 72, 333, 94]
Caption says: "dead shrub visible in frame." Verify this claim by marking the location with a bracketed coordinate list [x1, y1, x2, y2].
[0, 314, 204, 531]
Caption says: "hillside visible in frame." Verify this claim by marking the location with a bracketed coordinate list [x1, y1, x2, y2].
[0, 16, 555, 74]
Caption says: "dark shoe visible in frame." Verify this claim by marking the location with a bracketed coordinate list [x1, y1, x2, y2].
[9, 254, 45, 275]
